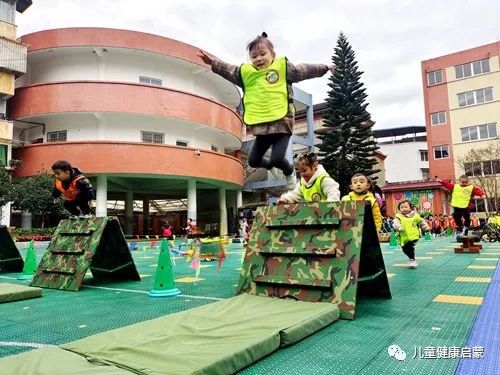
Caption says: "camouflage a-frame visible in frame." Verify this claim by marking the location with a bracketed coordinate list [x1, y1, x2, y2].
[236, 201, 391, 319]
[0, 225, 23, 272]
[31, 217, 140, 291]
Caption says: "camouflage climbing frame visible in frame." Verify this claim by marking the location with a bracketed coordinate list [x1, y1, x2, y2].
[236, 201, 392, 319]
[31, 217, 140, 291]
[0, 225, 23, 272]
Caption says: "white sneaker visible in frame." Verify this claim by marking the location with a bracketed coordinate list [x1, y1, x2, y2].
[268, 168, 280, 179]
[408, 259, 417, 268]
[285, 174, 297, 190]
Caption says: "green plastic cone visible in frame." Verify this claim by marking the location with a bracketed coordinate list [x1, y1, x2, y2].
[424, 231, 432, 241]
[148, 239, 181, 297]
[445, 227, 453, 237]
[389, 229, 399, 248]
[17, 240, 38, 280]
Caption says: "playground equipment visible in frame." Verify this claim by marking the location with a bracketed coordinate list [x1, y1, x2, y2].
[31, 217, 140, 291]
[0, 225, 24, 272]
[455, 236, 482, 253]
[1, 201, 391, 374]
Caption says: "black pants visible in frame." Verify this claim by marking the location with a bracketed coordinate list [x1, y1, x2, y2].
[402, 240, 417, 260]
[452, 207, 470, 229]
[64, 197, 91, 215]
[248, 134, 294, 176]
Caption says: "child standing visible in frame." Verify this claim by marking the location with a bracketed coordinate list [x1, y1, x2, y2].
[199, 33, 334, 189]
[392, 200, 430, 268]
[277, 152, 340, 204]
[437, 175, 485, 235]
[52, 160, 94, 218]
[341, 173, 382, 232]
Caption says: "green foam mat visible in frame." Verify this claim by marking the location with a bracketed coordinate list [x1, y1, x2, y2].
[0, 283, 42, 304]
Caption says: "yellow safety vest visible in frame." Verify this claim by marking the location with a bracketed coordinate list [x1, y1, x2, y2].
[396, 213, 422, 245]
[300, 174, 328, 202]
[450, 184, 473, 208]
[341, 191, 377, 206]
[240, 56, 288, 125]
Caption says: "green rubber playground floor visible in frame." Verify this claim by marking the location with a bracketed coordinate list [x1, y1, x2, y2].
[1, 237, 499, 374]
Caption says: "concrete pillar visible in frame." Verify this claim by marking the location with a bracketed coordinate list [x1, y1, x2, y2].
[187, 180, 197, 222]
[125, 190, 134, 235]
[219, 187, 227, 236]
[1, 202, 11, 226]
[96, 174, 107, 217]
[143, 199, 150, 235]
[21, 210, 32, 228]
[237, 190, 243, 209]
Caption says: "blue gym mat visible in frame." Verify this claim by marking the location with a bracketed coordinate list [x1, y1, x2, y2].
[455, 259, 500, 375]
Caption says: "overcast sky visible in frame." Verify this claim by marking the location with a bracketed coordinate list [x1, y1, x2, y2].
[16, 0, 500, 129]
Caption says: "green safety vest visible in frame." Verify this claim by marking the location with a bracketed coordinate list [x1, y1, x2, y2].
[240, 56, 289, 125]
[300, 174, 328, 202]
[396, 213, 422, 245]
[450, 184, 473, 208]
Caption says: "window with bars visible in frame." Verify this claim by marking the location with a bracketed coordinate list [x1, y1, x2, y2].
[141, 131, 164, 144]
[433, 145, 449, 159]
[420, 150, 428, 162]
[211, 145, 218, 152]
[455, 59, 490, 79]
[427, 70, 443, 86]
[139, 76, 163, 86]
[464, 159, 500, 177]
[457, 87, 493, 107]
[460, 123, 497, 142]
[46, 130, 67, 142]
[176, 140, 188, 147]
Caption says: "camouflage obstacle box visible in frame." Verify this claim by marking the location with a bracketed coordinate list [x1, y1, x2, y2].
[31, 217, 140, 291]
[0, 225, 24, 272]
[236, 201, 392, 319]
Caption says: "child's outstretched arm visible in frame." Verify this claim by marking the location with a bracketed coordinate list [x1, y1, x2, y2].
[392, 216, 404, 232]
[321, 177, 340, 201]
[277, 181, 302, 204]
[287, 61, 335, 83]
[198, 50, 243, 87]
[418, 217, 431, 232]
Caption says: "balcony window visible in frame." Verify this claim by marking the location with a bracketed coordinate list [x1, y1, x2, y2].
[176, 140, 188, 147]
[47, 130, 67, 143]
[141, 131, 164, 144]
[139, 76, 163, 86]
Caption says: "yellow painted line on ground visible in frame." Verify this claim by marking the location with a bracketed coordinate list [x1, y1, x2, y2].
[392, 264, 410, 267]
[382, 251, 394, 255]
[136, 256, 155, 259]
[387, 273, 395, 278]
[481, 252, 500, 255]
[433, 294, 483, 305]
[467, 265, 496, 270]
[455, 276, 491, 283]
[415, 256, 433, 260]
[236, 267, 242, 271]
[426, 252, 444, 255]
[138, 274, 150, 278]
[199, 264, 213, 269]
[175, 277, 204, 283]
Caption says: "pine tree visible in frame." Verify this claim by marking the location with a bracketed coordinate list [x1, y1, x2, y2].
[317, 32, 380, 197]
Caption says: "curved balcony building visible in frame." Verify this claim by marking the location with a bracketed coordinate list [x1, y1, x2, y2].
[8, 27, 244, 235]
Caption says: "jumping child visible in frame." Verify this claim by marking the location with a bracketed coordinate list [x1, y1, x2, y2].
[52, 160, 94, 218]
[277, 152, 340, 204]
[392, 200, 430, 268]
[199, 32, 334, 189]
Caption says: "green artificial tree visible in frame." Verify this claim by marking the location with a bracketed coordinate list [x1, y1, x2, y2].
[317, 32, 380, 197]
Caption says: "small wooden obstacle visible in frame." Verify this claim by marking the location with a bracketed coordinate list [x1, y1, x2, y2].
[455, 236, 482, 253]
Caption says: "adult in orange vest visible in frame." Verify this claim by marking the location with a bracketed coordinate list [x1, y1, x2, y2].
[52, 160, 95, 218]
[437, 175, 485, 235]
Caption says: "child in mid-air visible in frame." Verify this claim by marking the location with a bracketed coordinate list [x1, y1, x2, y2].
[52, 160, 94, 218]
[199, 32, 335, 189]
[341, 173, 382, 232]
[392, 200, 430, 268]
[277, 152, 340, 204]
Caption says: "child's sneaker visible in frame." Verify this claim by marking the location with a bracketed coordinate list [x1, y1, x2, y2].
[408, 259, 417, 268]
[285, 174, 297, 190]
[268, 168, 280, 180]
